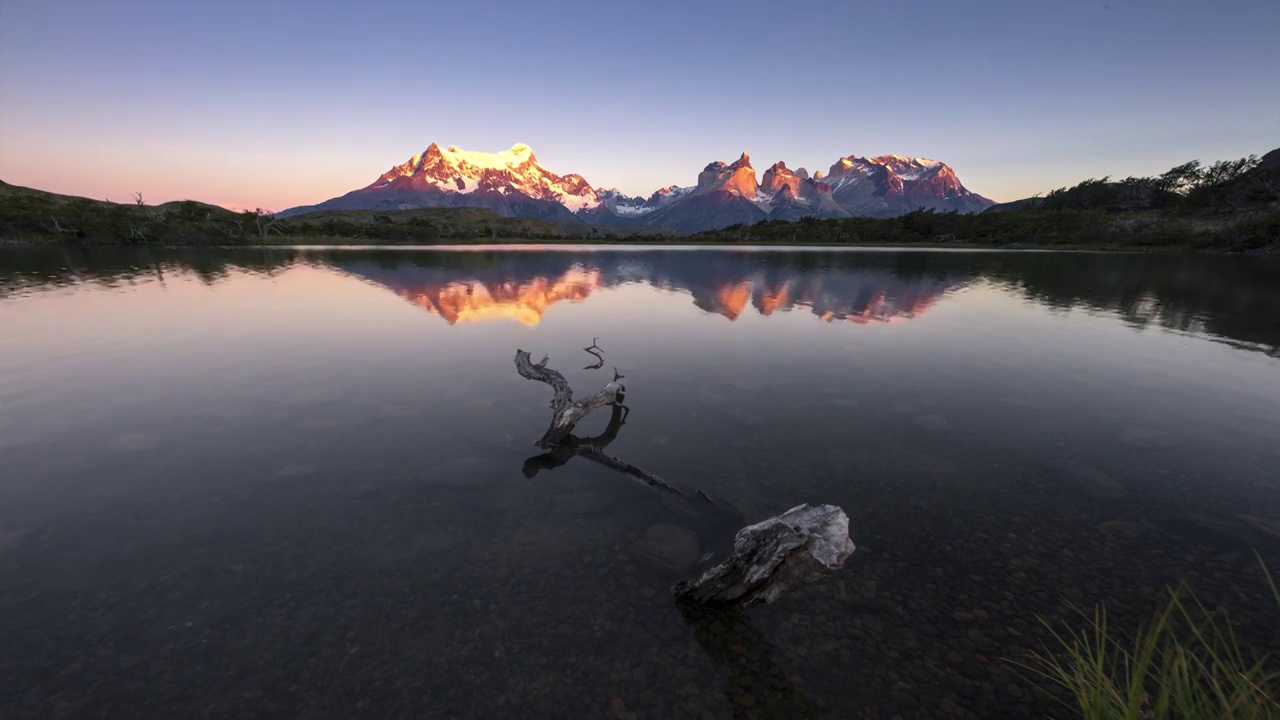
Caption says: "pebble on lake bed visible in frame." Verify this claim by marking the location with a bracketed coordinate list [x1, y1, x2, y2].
[1046, 459, 1127, 500]
[631, 523, 701, 572]
[425, 458, 501, 487]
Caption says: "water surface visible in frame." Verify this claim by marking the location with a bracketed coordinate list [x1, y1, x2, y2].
[2, 246, 1278, 718]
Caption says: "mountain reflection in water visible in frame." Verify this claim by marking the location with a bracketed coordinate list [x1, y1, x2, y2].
[1, 246, 1276, 355]
[334, 252, 960, 326]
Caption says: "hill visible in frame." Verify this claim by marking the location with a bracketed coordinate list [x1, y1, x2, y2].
[0, 181, 662, 245]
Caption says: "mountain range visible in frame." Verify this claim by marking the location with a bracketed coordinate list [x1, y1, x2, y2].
[279, 143, 994, 232]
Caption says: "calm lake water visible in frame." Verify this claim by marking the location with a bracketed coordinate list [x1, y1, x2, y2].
[2, 245, 1278, 719]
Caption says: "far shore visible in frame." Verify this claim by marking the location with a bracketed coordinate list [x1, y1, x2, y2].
[3, 235, 1269, 254]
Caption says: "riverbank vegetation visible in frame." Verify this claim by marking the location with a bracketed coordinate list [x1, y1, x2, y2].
[1020, 557, 1279, 719]
[2, 149, 1276, 251]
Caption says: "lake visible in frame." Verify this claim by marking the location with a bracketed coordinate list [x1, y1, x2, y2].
[2, 245, 1278, 718]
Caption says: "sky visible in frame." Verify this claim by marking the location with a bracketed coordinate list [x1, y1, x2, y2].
[1, 0, 1277, 209]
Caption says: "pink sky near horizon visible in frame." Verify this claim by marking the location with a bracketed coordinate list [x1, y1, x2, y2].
[2, 1, 1277, 212]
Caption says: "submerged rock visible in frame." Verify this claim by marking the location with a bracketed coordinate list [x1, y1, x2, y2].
[912, 413, 957, 435]
[1236, 514, 1280, 542]
[632, 522, 701, 572]
[1164, 513, 1264, 549]
[0, 529, 33, 555]
[1046, 459, 1128, 500]
[1098, 520, 1149, 536]
[425, 457, 501, 487]
[553, 490, 614, 515]
[725, 406, 763, 427]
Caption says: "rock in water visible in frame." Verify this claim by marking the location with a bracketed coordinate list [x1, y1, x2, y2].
[1046, 459, 1128, 500]
[673, 503, 855, 611]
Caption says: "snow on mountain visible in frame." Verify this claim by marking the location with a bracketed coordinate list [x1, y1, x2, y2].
[597, 185, 694, 217]
[279, 142, 993, 229]
[372, 142, 601, 212]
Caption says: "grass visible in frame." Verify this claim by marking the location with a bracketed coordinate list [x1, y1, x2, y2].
[1018, 556, 1280, 719]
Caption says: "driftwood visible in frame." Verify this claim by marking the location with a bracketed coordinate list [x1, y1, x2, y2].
[512, 347, 855, 612]
[514, 349, 626, 448]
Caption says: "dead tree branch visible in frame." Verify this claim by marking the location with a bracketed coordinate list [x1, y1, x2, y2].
[583, 337, 604, 369]
[514, 349, 626, 447]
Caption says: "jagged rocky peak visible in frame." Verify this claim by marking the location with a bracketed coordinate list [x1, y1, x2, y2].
[814, 170, 824, 180]
[697, 152, 758, 197]
[828, 155, 860, 178]
[761, 161, 803, 197]
[794, 167, 810, 180]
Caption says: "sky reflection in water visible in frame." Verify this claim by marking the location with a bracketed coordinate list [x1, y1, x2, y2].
[0, 246, 1278, 718]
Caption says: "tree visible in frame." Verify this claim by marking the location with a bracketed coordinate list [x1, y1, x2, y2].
[1157, 160, 1203, 196]
[249, 208, 282, 241]
[1116, 176, 1158, 210]
[1193, 155, 1260, 211]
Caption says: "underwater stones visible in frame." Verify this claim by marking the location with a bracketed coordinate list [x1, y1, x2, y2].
[425, 457, 501, 487]
[1098, 520, 1149, 536]
[1236, 514, 1280, 542]
[0, 529, 33, 555]
[632, 522, 701, 572]
[1163, 513, 1264, 550]
[724, 406, 763, 427]
[912, 413, 957, 435]
[1045, 459, 1128, 500]
[553, 490, 615, 515]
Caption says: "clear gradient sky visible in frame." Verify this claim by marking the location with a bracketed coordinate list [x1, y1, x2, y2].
[1, 0, 1277, 210]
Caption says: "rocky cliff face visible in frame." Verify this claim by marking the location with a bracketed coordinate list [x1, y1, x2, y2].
[695, 153, 758, 198]
[821, 154, 994, 216]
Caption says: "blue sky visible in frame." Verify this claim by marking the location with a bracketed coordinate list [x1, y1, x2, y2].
[1, 0, 1277, 209]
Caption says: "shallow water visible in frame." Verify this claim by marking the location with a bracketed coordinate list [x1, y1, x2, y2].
[2, 245, 1278, 718]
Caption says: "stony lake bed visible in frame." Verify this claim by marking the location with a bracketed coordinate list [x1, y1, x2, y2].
[2, 245, 1279, 718]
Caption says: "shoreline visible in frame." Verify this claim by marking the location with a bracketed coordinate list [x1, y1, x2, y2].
[2, 237, 1269, 254]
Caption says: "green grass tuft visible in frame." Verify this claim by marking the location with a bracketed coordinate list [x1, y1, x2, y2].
[1018, 555, 1279, 719]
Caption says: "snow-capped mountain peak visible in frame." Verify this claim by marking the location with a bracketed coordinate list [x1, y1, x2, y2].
[369, 142, 600, 212]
